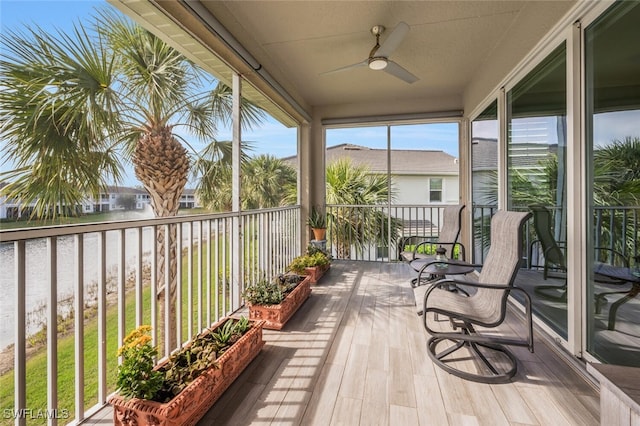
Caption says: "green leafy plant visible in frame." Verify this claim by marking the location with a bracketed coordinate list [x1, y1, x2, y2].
[288, 251, 331, 274]
[116, 325, 164, 400]
[116, 318, 253, 403]
[307, 206, 327, 229]
[212, 318, 249, 353]
[242, 274, 304, 305]
[402, 243, 462, 259]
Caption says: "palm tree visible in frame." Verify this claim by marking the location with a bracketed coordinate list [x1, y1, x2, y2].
[594, 136, 640, 206]
[195, 153, 296, 211]
[241, 154, 297, 210]
[1, 23, 123, 218]
[0, 9, 265, 350]
[593, 136, 640, 255]
[326, 158, 401, 258]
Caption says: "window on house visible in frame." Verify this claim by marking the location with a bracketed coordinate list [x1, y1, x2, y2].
[429, 178, 442, 202]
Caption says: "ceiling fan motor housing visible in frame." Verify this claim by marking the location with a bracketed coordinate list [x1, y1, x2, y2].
[371, 25, 385, 36]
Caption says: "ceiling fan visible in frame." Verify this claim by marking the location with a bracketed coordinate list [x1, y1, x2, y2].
[322, 22, 419, 84]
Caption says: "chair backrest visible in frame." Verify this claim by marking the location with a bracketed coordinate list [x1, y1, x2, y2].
[476, 211, 531, 324]
[437, 204, 465, 247]
[529, 204, 565, 268]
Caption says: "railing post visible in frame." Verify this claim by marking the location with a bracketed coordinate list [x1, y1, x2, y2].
[187, 222, 193, 339]
[176, 223, 183, 345]
[74, 234, 85, 423]
[98, 232, 107, 404]
[47, 237, 58, 426]
[14, 240, 26, 426]
[117, 230, 126, 363]
[135, 228, 143, 328]
[150, 226, 158, 349]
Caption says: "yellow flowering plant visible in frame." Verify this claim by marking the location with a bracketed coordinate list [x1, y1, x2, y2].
[116, 325, 164, 400]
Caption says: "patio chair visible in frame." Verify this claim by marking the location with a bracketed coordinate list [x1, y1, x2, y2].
[593, 248, 635, 329]
[398, 204, 466, 262]
[528, 204, 567, 300]
[422, 210, 533, 383]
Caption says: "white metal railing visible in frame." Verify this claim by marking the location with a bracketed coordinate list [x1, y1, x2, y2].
[326, 204, 453, 261]
[472, 205, 640, 266]
[0, 205, 299, 425]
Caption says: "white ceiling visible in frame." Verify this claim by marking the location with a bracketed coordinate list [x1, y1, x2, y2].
[114, 0, 577, 122]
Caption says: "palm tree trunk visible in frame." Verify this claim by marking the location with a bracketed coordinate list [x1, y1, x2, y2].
[134, 127, 189, 354]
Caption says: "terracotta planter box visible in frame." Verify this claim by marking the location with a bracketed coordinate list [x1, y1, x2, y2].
[305, 264, 330, 284]
[108, 318, 265, 426]
[247, 275, 312, 330]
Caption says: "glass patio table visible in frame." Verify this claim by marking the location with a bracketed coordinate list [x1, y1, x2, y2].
[409, 258, 475, 288]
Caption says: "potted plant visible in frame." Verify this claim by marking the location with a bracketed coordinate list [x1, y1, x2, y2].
[307, 206, 327, 241]
[288, 245, 331, 284]
[108, 317, 265, 426]
[243, 273, 312, 330]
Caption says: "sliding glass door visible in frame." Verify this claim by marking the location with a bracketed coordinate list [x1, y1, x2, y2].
[506, 44, 568, 339]
[585, 1, 640, 366]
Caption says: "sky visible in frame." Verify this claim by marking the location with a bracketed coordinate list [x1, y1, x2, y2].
[2, 0, 637, 186]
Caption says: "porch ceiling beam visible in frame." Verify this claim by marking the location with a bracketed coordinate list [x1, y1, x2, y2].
[322, 110, 463, 127]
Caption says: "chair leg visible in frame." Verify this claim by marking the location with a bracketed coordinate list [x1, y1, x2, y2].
[594, 289, 628, 314]
[535, 264, 567, 300]
[427, 336, 518, 384]
[534, 284, 567, 301]
[534, 272, 567, 301]
[607, 284, 639, 330]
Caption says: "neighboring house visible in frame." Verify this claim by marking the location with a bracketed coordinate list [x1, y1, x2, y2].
[285, 143, 460, 205]
[180, 189, 198, 209]
[84, 186, 201, 213]
[84, 185, 150, 213]
[0, 181, 9, 219]
[324, 144, 460, 205]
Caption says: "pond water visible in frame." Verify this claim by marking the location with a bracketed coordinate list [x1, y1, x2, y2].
[0, 228, 155, 350]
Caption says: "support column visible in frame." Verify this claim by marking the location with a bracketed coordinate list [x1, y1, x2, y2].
[308, 110, 326, 247]
[232, 73, 242, 308]
[299, 121, 312, 251]
[458, 117, 472, 255]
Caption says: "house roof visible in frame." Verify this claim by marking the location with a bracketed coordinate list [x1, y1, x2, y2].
[104, 185, 148, 195]
[324, 144, 458, 175]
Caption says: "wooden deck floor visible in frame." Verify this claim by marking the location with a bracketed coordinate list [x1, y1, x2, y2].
[88, 261, 600, 425]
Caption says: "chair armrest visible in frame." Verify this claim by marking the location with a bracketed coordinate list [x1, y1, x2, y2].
[595, 247, 629, 267]
[423, 280, 534, 352]
[416, 259, 479, 282]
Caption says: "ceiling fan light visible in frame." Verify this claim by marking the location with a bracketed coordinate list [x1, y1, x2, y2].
[368, 57, 388, 70]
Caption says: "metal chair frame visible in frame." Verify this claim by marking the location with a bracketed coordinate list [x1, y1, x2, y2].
[422, 210, 534, 384]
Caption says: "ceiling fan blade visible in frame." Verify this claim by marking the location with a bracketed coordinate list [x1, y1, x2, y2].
[384, 61, 419, 84]
[376, 21, 410, 58]
[320, 60, 367, 75]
